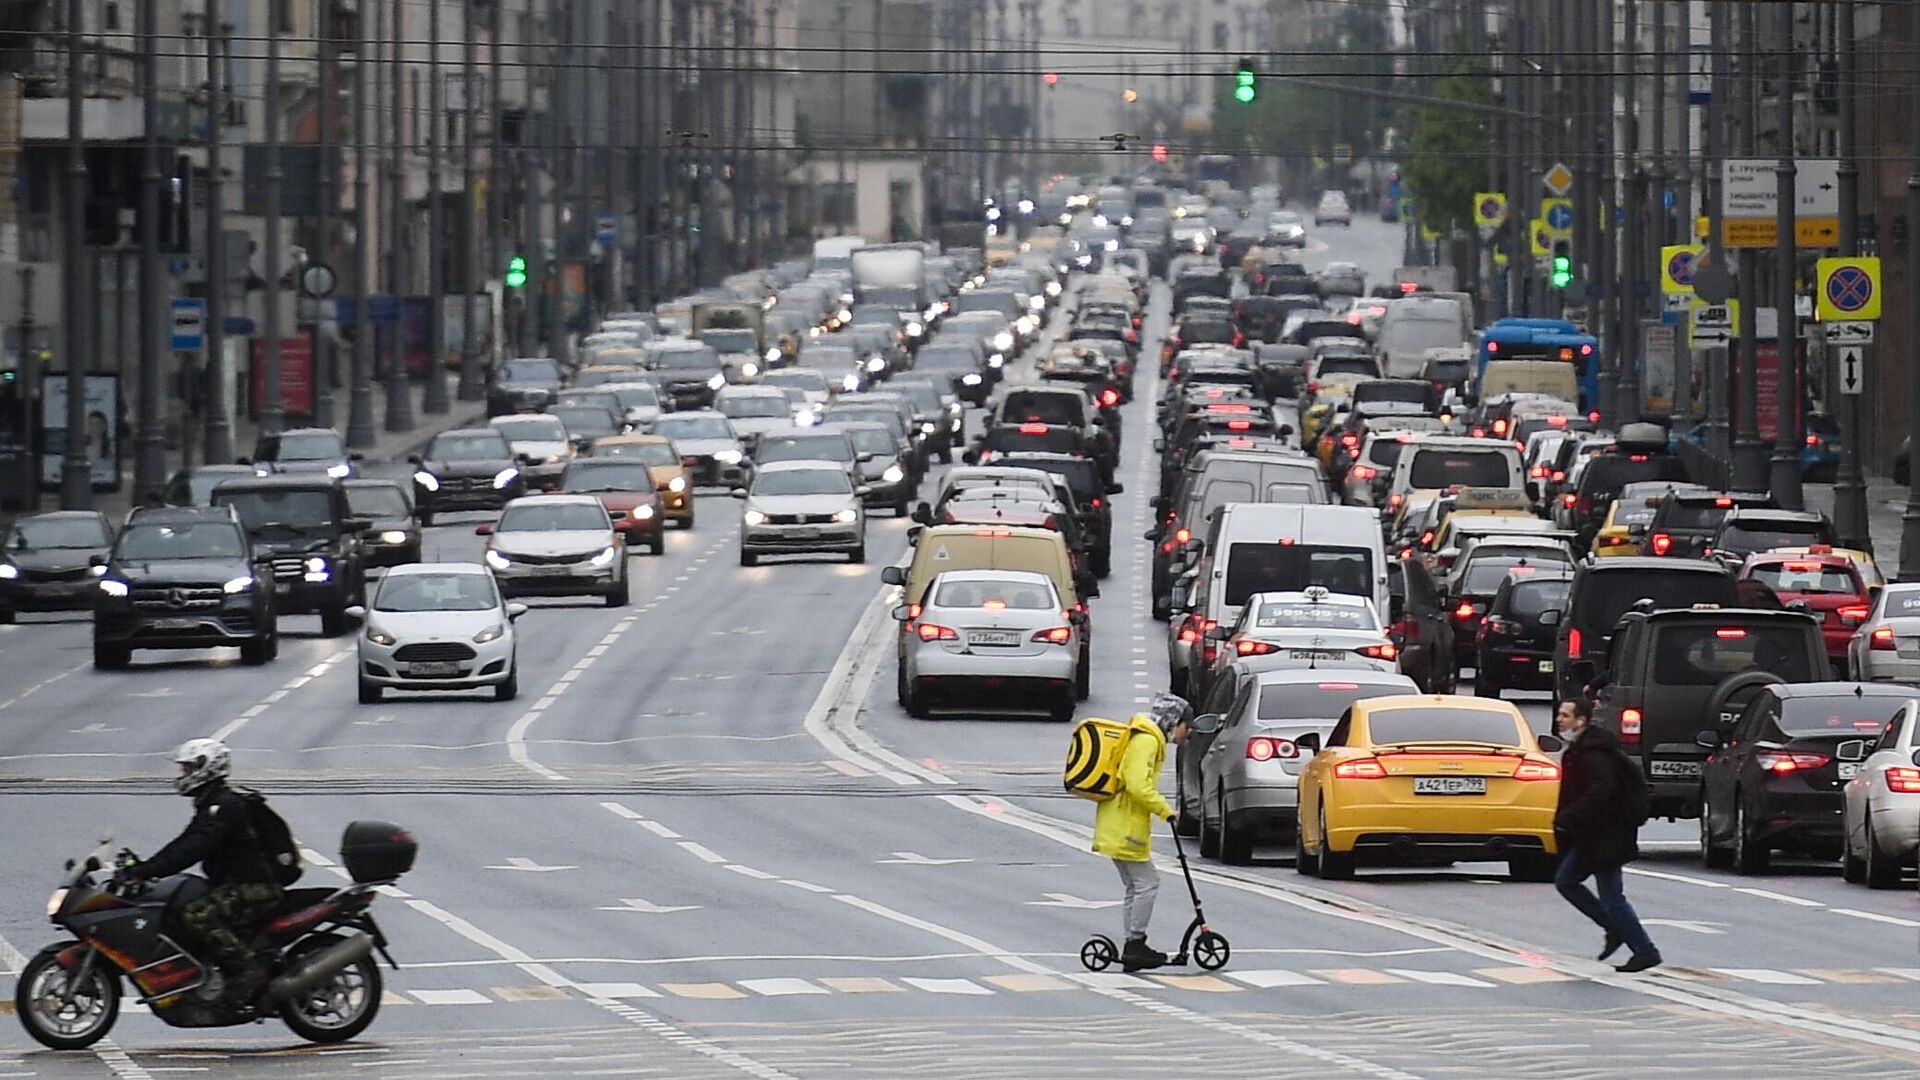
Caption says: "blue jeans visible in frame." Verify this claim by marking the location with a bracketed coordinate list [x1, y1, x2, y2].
[1555, 851, 1658, 959]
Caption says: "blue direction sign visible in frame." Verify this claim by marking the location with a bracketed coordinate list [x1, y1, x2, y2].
[1545, 202, 1574, 231]
[595, 210, 619, 247]
[169, 298, 205, 352]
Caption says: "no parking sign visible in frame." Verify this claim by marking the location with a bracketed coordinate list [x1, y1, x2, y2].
[1815, 257, 1881, 322]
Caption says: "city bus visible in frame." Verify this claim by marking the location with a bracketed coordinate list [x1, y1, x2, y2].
[1475, 318, 1600, 408]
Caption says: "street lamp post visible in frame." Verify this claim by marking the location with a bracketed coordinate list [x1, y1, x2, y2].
[58, 0, 91, 509]
[347, 0, 375, 448]
[261, 0, 286, 436]
[1831, 0, 1869, 550]
[1899, 0, 1920, 579]
[384, 0, 414, 433]
[133, 0, 166, 499]
[457, 0, 483, 401]
[1764, 0, 1801, 509]
[203, 13, 233, 467]
[423, 0, 449, 414]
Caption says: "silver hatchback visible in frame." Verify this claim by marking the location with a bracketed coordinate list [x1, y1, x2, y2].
[893, 570, 1082, 721]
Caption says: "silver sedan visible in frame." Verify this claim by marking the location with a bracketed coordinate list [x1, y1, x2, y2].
[1845, 582, 1920, 682]
[893, 569, 1082, 721]
[1841, 697, 1920, 889]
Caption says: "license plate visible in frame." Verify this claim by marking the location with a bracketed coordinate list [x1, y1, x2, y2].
[406, 661, 461, 676]
[969, 630, 1020, 647]
[533, 565, 570, 576]
[150, 617, 200, 630]
[1537, 659, 1556, 673]
[1838, 762, 1861, 780]
[274, 583, 291, 595]
[1289, 649, 1343, 660]
[788, 527, 818, 539]
[1649, 759, 1702, 779]
[1413, 776, 1487, 795]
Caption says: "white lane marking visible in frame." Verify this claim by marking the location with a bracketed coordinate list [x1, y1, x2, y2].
[1714, 969, 1823, 986]
[797, 577, 921, 785]
[575, 982, 660, 999]
[780, 879, 835, 894]
[899, 977, 993, 995]
[211, 648, 351, 741]
[0, 658, 89, 714]
[738, 977, 827, 997]
[1385, 969, 1496, 988]
[1623, 867, 1730, 888]
[587, 997, 799, 1080]
[507, 708, 569, 782]
[637, 820, 682, 840]
[724, 864, 779, 880]
[411, 988, 493, 1005]
[598, 897, 701, 915]
[1732, 887, 1824, 908]
[601, 801, 643, 820]
[1832, 908, 1920, 928]
[678, 841, 726, 864]
[1229, 969, 1328, 988]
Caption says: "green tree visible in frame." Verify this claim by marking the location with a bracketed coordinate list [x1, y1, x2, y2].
[1402, 56, 1492, 235]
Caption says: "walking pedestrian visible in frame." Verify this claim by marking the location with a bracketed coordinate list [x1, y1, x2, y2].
[1092, 692, 1188, 972]
[1552, 697, 1662, 973]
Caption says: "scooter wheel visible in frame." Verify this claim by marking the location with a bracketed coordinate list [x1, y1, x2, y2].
[1080, 935, 1119, 972]
[1193, 930, 1230, 971]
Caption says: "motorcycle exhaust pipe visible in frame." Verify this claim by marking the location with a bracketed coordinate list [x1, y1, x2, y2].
[268, 934, 373, 1002]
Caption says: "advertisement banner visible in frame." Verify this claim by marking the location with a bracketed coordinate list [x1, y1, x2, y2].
[249, 334, 315, 419]
[442, 293, 495, 370]
[1640, 322, 1676, 417]
[40, 374, 121, 490]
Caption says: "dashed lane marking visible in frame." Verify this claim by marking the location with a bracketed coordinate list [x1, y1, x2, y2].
[210, 648, 351, 741]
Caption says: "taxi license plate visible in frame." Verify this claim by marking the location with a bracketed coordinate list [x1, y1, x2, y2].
[150, 617, 199, 630]
[1838, 762, 1861, 780]
[1649, 760, 1702, 778]
[407, 662, 461, 676]
[969, 630, 1020, 647]
[1290, 649, 1343, 660]
[1537, 659, 1555, 673]
[1413, 777, 1486, 795]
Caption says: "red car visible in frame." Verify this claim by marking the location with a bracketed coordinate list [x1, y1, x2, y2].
[559, 459, 666, 555]
[1737, 550, 1868, 663]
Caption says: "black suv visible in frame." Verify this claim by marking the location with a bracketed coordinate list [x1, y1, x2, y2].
[245, 427, 360, 479]
[410, 428, 526, 524]
[211, 477, 369, 635]
[1587, 607, 1829, 819]
[1554, 557, 1739, 700]
[1474, 569, 1573, 699]
[92, 506, 277, 669]
[487, 356, 565, 416]
[1646, 490, 1774, 558]
[1705, 508, 1836, 568]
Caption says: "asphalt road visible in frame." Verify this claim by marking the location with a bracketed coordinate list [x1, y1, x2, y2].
[3, 214, 1918, 1078]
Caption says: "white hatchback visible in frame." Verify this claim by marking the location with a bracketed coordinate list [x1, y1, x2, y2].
[350, 563, 524, 704]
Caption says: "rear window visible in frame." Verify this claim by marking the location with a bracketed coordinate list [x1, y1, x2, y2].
[1257, 681, 1408, 721]
[1579, 456, 1687, 497]
[1223, 544, 1374, 607]
[1318, 357, 1378, 378]
[1408, 450, 1513, 490]
[934, 578, 1055, 609]
[1355, 383, 1428, 405]
[1365, 707, 1523, 747]
[1253, 603, 1377, 631]
[1745, 562, 1861, 596]
[1721, 521, 1834, 552]
[1507, 579, 1571, 621]
[1368, 439, 1408, 466]
[1661, 503, 1731, 531]
[1650, 623, 1818, 685]
[1002, 394, 1083, 427]
[1460, 559, 1553, 595]
[1775, 698, 1903, 737]
[1573, 569, 1734, 636]
[1884, 589, 1920, 617]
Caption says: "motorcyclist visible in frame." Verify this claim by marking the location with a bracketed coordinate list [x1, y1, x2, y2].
[121, 739, 282, 1001]
[1092, 692, 1190, 972]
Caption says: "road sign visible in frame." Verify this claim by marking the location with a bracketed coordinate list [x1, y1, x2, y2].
[1473, 192, 1508, 229]
[1838, 345, 1864, 395]
[595, 210, 619, 246]
[1542, 198, 1574, 238]
[1720, 158, 1842, 248]
[1690, 301, 1734, 349]
[1660, 244, 1703, 293]
[1529, 218, 1550, 257]
[1815, 256, 1881, 322]
[1692, 252, 1734, 305]
[169, 298, 205, 352]
[1825, 320, 1874, 344]
[1544, 162, 1573, 197]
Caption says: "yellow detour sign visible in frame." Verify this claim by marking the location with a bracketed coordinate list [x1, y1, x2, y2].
[1064, 718, 1132, 801]
[1529, 218, 1550, 257]
[1660, 245, 1704, 295]
[1815, 257, 1882, 322]
[1473, 193, 1508, 229]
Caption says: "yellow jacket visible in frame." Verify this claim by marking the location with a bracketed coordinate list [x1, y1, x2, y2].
[1092, 716, 1174, 862]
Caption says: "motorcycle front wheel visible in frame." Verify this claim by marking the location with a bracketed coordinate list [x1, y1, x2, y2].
[278, 933, 382, 1044]
[17, 944, 120, 1050]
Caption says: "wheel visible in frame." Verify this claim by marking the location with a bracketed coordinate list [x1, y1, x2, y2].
[1317, 807, 1355, 879]
[494, 667, 519, 702]
[1218, 799, 1253, 866]
[264, 629, 280, 661]
[1864, 819, 1903, 889]
[1174, 772, 1201, 838]
[417, 509, 434, 527]
[1198, 794, 1222, 859]
[357, 678, 382, 705]
[895, 499, 912, 518]
[277, 933, 382, 1044]
[1151, 597, 1171, 622]
[1294, 816, 1319, 875]
[1168, 667, 1186, 700]
[609, 575, 630, 607]
[895, 663, 910, 708]
[905, 676, 929, 719]
[1698, 792, 1732, 869]
[320, 605, 351, 637]
[1192, 930, 1230, 971]
[1473, 666, 1500, 698]
[1093, 554, 1112, 580]
[240, 634, 274, 666]
[1075, 651, 1091, 701]
[849, 544, 866, 565]
[1049, 688, 1076, 723]
[1731, 799, 1770, 875]
[1080, 935, 1118, 972]
[739, 549, 757, 567]
[91, 640, 130, 671]
[649, 535, 665, 556]
[15, 944, 120, 1050]
[1508, 854, 1556, 882]
[1841, 826, 1866, 884]
[0, 606, 14, 624]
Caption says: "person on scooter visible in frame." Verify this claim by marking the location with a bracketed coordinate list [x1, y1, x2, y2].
[121, 739, 282, 1001]
[1092, 692, 1190, 972]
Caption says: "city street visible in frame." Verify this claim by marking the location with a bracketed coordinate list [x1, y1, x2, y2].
[4, 217, 1919, 1078]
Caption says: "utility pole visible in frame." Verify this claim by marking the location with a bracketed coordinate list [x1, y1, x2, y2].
[1617, 0, 1641, 424]
[1766, 0, 1801, 508]
[134, 0, 165, 499]
[1732, 0, 1766, 490]
[384, 0, 414, 433]
[261, 0, 286, 435]
[547, 0, 569, 367]
[1832, 0, 1868, 549]
[1703, 0, 1730, 468]
[313, 1, 338, 429]
[1900, 0, 1920, 578]
[204, 14, 233, 467]
[836, 0, 850, 234]
[59, 0, 92, 508]
[458, 0, 483, 401]
[347, 0, 374, 446]
[423, 0, 449, 415]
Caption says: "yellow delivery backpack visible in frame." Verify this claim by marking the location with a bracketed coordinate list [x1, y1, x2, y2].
[1064, 717, 1133, 801]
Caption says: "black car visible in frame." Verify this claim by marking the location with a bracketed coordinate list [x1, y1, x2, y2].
[1388, 557, 1458, 694]
[409, 428, 527, 524]
[245, 427, 360, 479]
[822, 421, 915, 516]
[0, 511, 114, 621]
[210, 476, 370, 636]
[1554, 556, 1740, 700]
[1705, 508, 1837, 567]
[914, 342, 992, 405]
[1473, 569, 1573, 699]
[1646, 490, 1775, 558]
[1568, 451, 1688, 546]
[161, 464, 257, 507]
[1171, 268, 1231, 308]
[1698, 682, 1911, 873]
[990, 450, 1119, 578]
[486, 356, 564, 417]
[92, 505, 277, 669]
[648, 343, 729, 410]
[1251, 343, 1309, 400]
[343, 479, 422, 568]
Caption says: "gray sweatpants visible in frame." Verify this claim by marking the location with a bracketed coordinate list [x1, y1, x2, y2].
[1113, 858, 1161, 940]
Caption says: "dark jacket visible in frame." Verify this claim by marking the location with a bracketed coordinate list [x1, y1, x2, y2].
[1553, 725, 1644, 874]
[131, 782, 277, 885]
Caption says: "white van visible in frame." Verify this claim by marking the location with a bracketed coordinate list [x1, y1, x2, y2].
[1385, 434, 1525, 510]
[1376, 295, 1470, 378]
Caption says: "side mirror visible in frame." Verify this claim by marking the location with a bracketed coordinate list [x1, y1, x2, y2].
[1188, 713, 1223, 736]
[857, 451, 875, 463]
[344, 605, 367, 619]
[907, 524, 924, 542]
[1107, 481, 1125, 495]
[1294, 732, 1322, 753]
[911, 501, 933, 525]
[881, 565, 906, 587]
[517, 453, 534, 466]
[1535, 733, 1565, 754]
[890, 603, 911, 621]
[505, 602, 528, 620]
[730, 488, 749, 499]
[474, 524, 493, 536]
[1538, 609, 1562, 627]
[89, 553, 108, 567]
[573, 437, 594, 451]
[1150, 495, 1170, 512]
[855, 486, 872, 498]
[1152, 438, 1166, 453]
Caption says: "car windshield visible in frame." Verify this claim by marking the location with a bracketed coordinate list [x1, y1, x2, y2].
[754, 469, 852, 497]
[563, 462, 652, 492]
[116, 522, 245, 560]
[1409, 450, 1513, 489]
[1461, 559, 1558, 595]
[1721, 521, 1833, 552]
[1252, 602, 1377, 631]
[493, 417, 566, 442]
[595, 441, 678, 467]
[1581, 455, 1687, 497]
[916, 348, 976, 370]
[217, 489, 337, 532]
[758, 436, 852, 464]
[1223, 544, 1374, 608]
[552, 409, 617, 438]
[344, 485, 411, 518]
[654, 349, 721, 370]
[273, 431, 344, 460]
[1651, 623, 1817, 685]
[498, 503, 608, 532]
[1379, 315, 1465, 356]
[1356, 384, 1428, 406]
[374, 572, 497, 613]
[655, 415, 732, 440]
[1775, 698, 1900, 738]
[830, 426, 895, 455]
[765, 370, 829, 392]
[1745, 562, 1860, 596]
[1366, 706, 1523, 747]
[934, 578, 1056, 609]
[1257, 681, 1406, 721]
[431, 433, 510, 461]
[721, 396, 790, 419]
[9, 516, 109, 549]
[501, 359, 561, 383]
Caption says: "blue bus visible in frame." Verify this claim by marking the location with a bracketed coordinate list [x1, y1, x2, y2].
[1475, 318, 1599, 408]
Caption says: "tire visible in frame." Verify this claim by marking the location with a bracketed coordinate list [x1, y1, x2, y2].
[1698, 792, 1733, 869]
[1174, 772, 1201, 838]
[1317, 807, 1355, 879]
[649, 535, 665, 556]
[895, 663, 910, 708]
[240, 634, 274, 666]
[494, 667, 519, 702]
[357, 678, 382, 705]
[320, 604, 351, 637]
[1864, 820, 1903, 890]
[1294, 816, 1319, 875]
[1731, 799, 1770, 875]
[895, 499, 912, 518]
[904, 676, 929, 719]
[15, 945, 120, 1050]
[1076, 651, 1091, 701]
[277, 933, 383, 1044]
[1218, 798, 1253, 865]
[739, 549, 757, 567]
[0, 606, 14, 624]
[849, 544, 866, 565]
[91, 640, 130, 671]
[1168, 667, 1187, 700]
[1841, 822, 1866, 884]
[1151, 597, 1171, 622]
[1706, 671, 1785, 732]
[418, 510, 434, 527]
[605, 576, 629, 608]
[1473, 666, 1500, 699]
[1508, 854, 1557, 882]
[1198, 795, 1222, 859]
[1049, 689, 1076, 723]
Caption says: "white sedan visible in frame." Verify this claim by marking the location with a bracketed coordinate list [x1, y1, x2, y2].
[349, 562, 524, 704]
[1841, 697, 1920, 889]
[1202, 587, 1398, 690]
[1846, 581, 1920, 682]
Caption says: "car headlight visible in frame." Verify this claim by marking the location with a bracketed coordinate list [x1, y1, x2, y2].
[881, 464, 905, 483]
[413, 470, 440, 492]
[837, 308, 852, 323]
[993, 332, 1014, 352]
[961, 372, 982, 385]
[765, 347, 783, 363]
[795, 408, 818, 427]
[473, 623, 506, 644]
[633, 504, 655, 519]
[842, 373, 861, 391]
[743, 509, 768, 526]
[833, 508, 858, 524]
[1045, 281, 1062, 297]
[948, 401, 965, 415]
[379, 530, 409, 545]
[906, 321, 924, 337]
[988, 354, 1005, 368]
[667, 475, 688, 493]
[254, 466, 273, 477]
[712, 449, 744, 465]
[492, 467, 520, 489]
[0, 562, 16, 579]
[707, 372, 728, 390]
[326, 462, 352, 479]
[589, 545, 615, 568]
[98, 579, 129, 597]
[223, 575, 255, 594]
[920, 421, 937, 435]
[89, 563, 107, 576]
[365, 624, 397, 646]
[866, 356, 887, 373]
[1120, 215, 1134, 227]
[740, 362, 760, 378]
[1027, 296, 1045, 313]
[484, 549, 512, 570]
[544, 453, 562, 464]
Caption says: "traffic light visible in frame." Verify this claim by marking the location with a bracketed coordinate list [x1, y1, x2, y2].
[1234, 58, 1257, 104]
[1043, 71, 1058, 87]
[1550, 239, 1573, 289]
[505, 254, 528, 289]
[1151, 143, 1169, 164]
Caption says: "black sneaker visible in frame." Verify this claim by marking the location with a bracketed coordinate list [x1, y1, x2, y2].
[1615, 951, 1663, 974]
[1597, 931, 1624, 962]
[1120, 939, 1169, 972]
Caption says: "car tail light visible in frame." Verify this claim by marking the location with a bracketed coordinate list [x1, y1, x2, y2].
[1871, 627, 1896, 650]
[1551, 470, 1565, 482]
[1100, 389, 1120, 407]
[1350, 465, 1377, 481]
[1227, 420, 1252, 431]
[1596, 535, 1631, 548]
[1236, 640, 1280, 656]
[1341, 434, 1359, 447]
[917, 623, 958, 641]
[1306, 381, 1321, 395]
[1619, 707, 1642, 744]
[1177, 616, 1217, 644]
[1161, 540, 1176, 553]
[1562, 493, 1577, 508]
[1512, 761, 1560, 781]
[1837, 604, 1869, 625]
[1714, 496, 1734, 508]
[1629, 454, 1649, 463]
[1588, 410, 1601, 422]
[1174, 527, 1191, 545]
[1547, 415, 1567, 427]
[1755, 750, 1830, 774]
[1333, 757, 1388, 779]
[1246, 736, 1298, 761]
[1567, 628, 1582, 659]
[1356, 642, 1398, 660]
[1650, 532, 1673, 555]
[1806, 433, 1819, 447]
[1885, 767, 1920, 793]
[1492, 419, 1508, 436]
[1090, 497, 1103, 509]
[1454, 602, 1478, 620]
[1420, 529, 1436, 547]
[1530, 465, 1548, 478]
[1388, 493, 1403, 509]
[1484, 616, 1514, 635]
[1032, 626, 1073, 645]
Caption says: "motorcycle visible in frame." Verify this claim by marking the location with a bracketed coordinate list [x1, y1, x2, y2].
[15, 820, 415, 1050]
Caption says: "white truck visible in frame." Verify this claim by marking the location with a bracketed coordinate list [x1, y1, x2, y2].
[849, 243, 928, 315]
[812, 236, 868, 273]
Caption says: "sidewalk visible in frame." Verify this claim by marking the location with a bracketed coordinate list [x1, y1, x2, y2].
[1803, 475, 1909, 579]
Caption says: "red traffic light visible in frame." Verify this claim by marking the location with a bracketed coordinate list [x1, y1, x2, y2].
[1043, 72, 1059, 87]
[1151, 143, 1168, 163]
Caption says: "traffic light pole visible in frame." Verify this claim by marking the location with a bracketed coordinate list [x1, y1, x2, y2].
[1831, 0, 1869, 551]
[1764, 0, 1801, 511]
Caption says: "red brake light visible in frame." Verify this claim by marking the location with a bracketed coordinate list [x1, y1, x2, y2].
[1032, 626, 1073, 645]
[1715, 496, 1734, 508]
[1650, 532, 1673, 555]
[1886, 767, 1920, 793]
[1018, 422, 1048, 434]
[1629, 453, 1650, 463]
[1871, 627, 1896, 650]
[1806, 433, 1820, 447]
[1530, 465, 1548, 478]
[1227, 420, 1252, 431]
[1756, 750, 1830, 774]
[1454, 602, 1477, 619]
[1562, 493, 1577, 507]
[1100, 389, 1119, 407]
[1334, 758, 1388, 779]
[1319, 682, 1360, 689]
[1350, 465, 1377, 481]
[1420, 530, 1435, 546]
[906, 603, 922, 620]
[1399, 281, 1419, 294]
[1512, 761, 1560, 781]
[1567, 627, 1583, 659]
[1090, 497, 1102, 509]
[1837, 604, 1869, 624]
[1588, 410, 1601, 422]
[1341, 434, 1359, 447]
[1620, 707, 1642, 745]
[1388, 493, 1403, 509]
[1246, 737, 1298, 761]
[1547, 415, 1567, 427]
[1486, 340, 1499, 354]
[1580, 344, 1594, 356]
[1714, 628, 1747, 639]
[1492, 419, 1508, 436]
[1357, 642, 1398, 660]
[1235, 639, 1280, 656]
[917, 623, 958, 641]
[1174, 527, 1191, 544]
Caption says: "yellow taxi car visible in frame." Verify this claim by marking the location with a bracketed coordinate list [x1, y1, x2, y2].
[588, 434, 695, 528]
[1293, 695, 1562, 882]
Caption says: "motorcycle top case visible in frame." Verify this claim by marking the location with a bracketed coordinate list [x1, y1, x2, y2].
[340, 820, 417, 883]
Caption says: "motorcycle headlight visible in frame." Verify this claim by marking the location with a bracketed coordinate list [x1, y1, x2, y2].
[326, 462, 352, 479]
[492, 467, 520, 489]
[473, 623, 505, 644]
[920, 422, 937, 435]
[881, 464, 905, 484]
[833, 508, 859, 524]
[740, 362, 760, 378]
[842, 373, 861, 392]
[89, 564, 107, 576]
[667, 475, 688, 493]
[633, 504, 655, 519]
[413, 470, 441, 492]
[742, 509, 768, 526]
[379, 530, 409, 545]
[961, 372, 982, 385]
[712, 449, 744, 465]
[707, 373, 728, 390]
[0, 562, 17, 579]
[223, 575, 255, 594]
[484, 549, 512, 570]
[98, 579, 129, 597]
[906, 321, 924, 338]
[365, 624, 397, 646]
[46, 887, 67, 916]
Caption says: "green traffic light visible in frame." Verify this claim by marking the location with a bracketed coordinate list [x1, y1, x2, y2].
[1234, 69, 1256, 104]
[1551, 254, 1573, 289]
[505, 255, 528, 289]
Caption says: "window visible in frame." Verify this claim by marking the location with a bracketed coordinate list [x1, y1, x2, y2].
[1650, 624, 1817, 686]
[1874, 710, 1907, 753]
[1365, 706, 1524, 747]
